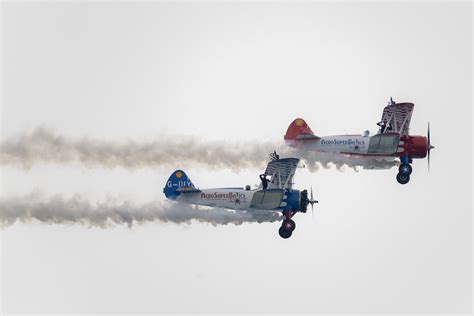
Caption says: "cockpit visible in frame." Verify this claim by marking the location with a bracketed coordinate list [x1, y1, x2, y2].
[368, 133, 400, 154]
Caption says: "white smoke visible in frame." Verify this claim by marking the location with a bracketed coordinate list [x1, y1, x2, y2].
[0, 127, 398, 172]
[292, 148, 399, 172]
[0, 193, 283, 228]
[0, 127, 274, 171]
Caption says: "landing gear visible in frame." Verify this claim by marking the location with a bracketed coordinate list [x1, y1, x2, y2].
[399, 163, 412, 175]
[397, 155, 412, 184]
[278, 226, 292, 239]
[278, 212, 296, 239]
[282, 219, 296, 231]
[396, 172, 410, 185]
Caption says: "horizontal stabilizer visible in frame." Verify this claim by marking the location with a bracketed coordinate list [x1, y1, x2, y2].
[176, 187, 201, 193]
[295, 133, 320, 140]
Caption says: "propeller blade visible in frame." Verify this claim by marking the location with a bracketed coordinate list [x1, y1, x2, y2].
[428, 122, 430, 146]
[310, 187, 314, 219]
[428, 122, 430, 172]
[428, 151, 431, 173]
[427, 122, 433, 172]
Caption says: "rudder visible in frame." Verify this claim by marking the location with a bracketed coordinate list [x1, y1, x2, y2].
[284, 118, 319, 142]
[163, 170, 196, 200]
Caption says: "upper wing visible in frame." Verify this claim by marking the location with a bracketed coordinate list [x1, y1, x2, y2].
[262, 157, 300, 190]
[378, 102, 414, 135]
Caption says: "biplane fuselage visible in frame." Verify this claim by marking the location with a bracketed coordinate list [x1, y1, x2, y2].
[288, 133, 428, 159]
[167, 187, 304, 212]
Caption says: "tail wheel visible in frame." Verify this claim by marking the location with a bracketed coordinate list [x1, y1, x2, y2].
[399, 163, 412, 175]
[278, 226, 292, 239]
[282, 219, 296, 232]
[396, 173, 410, 185]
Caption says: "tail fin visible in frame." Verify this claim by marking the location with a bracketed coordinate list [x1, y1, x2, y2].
[163, 170, 196, 200]
[284, 118, 320, 143]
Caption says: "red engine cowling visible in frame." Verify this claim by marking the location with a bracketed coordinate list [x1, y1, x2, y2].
[400, 135, 428, 158]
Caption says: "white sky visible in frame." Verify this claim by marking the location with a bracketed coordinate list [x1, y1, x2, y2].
[1, 1, 472, 313]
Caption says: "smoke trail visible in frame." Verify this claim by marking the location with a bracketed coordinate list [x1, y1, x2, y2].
[0, 127, 274, 171]
[0, 128, 397, 171]
[294, 148, 399, 172]
[0, 193, 282, 228]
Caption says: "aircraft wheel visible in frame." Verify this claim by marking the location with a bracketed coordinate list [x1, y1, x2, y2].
[282, 219, 296, 232]
[396, 173, 410, 185]
[399, 163, 412, 175]
[278, 226, 292, 239]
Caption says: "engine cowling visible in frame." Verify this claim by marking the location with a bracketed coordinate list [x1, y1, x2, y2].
[282, 189, 309, 213]
[400, 135, 428, 158]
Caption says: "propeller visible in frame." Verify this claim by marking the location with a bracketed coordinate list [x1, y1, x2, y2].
[308, 186, 319, 218]
[427, 122, 435, 172]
